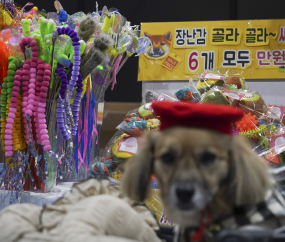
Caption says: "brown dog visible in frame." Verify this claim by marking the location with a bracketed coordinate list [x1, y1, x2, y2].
[122, 126, 279, 241]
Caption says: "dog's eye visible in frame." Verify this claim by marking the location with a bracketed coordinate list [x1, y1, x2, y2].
[161, 42, 165, 46]
[161, 151, 176, 165]
[199, 152, 216, 166]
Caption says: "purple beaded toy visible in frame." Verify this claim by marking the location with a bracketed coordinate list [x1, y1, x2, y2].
[56, 26, 83, 140]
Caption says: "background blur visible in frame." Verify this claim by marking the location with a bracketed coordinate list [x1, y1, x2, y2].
[16, 0, 285, 102]
[12, 0, 285, 155]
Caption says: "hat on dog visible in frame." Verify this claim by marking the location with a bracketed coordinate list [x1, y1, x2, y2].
[152, 101, 244, 134]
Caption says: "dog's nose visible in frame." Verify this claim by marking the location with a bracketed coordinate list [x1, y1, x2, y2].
[176, 187, 195, 204]
[153, 48, 161, 54]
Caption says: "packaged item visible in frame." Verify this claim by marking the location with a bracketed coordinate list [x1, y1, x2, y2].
[201, 87, 230, 105]
[138, 102, 158, 120]
[253, 130, 285, 165]
[191, 68, 249, 95]
[231, 91, 267, 118]
[145, 189, 175, 227]
[143, 90, 166, 104]
[96, 102, 161, 181]
[174, 86, 201, 103]
[234, 112, 268, 140]
[194, 71, 225, 95]
[224, 75, 249, 91]
[268, 105, 285, 126]
[117, 114, 160, 136]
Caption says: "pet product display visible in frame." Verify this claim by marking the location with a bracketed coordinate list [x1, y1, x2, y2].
[90, 92, 161, 181]
[0, 1, 152, 205]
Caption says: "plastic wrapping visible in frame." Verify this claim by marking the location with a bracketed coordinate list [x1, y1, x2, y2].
[216, 87, 285, 165]
[190, 67, 249, 95]
[201, 86, 230, 105]
[174, 86, 201, 103]
[98, 130, 136, 181]
[219, 88, 283, 134]
[231, 91, 268, 118]
[268, 105, 285, 126]
[143, 90, 179, 105]
[101, 116, 160, 181]
[91, 99, 161, 181]
[145, 189, 175, 226]
[253, 129, 285, 165]
[117, 113, 160, 136]
[143, 90, 166, 104]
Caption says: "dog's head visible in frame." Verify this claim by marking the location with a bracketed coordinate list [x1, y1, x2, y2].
[122, 127, 273, 226]
[144, 32, 172, 59]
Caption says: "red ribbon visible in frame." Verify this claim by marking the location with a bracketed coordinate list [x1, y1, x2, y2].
[191, 208, 212, 242]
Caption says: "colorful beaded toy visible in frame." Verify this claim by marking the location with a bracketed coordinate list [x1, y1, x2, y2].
[55, 26, 82, 140]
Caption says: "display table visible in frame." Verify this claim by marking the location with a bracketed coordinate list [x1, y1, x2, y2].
[0, 182, 74, 210]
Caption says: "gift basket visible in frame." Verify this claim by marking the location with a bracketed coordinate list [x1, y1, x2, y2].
[0, 0, 152, 207]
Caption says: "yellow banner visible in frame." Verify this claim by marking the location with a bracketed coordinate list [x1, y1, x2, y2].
[138, 20, 285, 81]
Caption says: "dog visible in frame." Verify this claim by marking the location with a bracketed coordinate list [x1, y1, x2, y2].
[122, 125, 285, 242]
[144, 31, 172, 59]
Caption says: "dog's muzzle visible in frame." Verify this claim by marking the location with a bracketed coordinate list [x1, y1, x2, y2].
[176, 185, 195, 205]
[169, 180, 212, 213]
[148, 48, 165, 58]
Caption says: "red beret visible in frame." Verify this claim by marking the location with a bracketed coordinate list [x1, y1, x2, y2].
[152, 101, 244, 134]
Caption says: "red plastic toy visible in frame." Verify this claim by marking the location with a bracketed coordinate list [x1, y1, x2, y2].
[235, 112, 258, 132]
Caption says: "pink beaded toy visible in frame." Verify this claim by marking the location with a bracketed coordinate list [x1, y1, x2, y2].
[19, 36, 52, 151]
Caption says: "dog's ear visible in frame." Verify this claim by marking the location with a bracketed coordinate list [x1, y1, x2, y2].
[164, 31, 172, 41]
[122, 131, 159, 202]
[229, 135, 273, 206]
[144, 32, 150, 38]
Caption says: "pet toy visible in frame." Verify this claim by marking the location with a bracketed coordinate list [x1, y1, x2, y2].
[235, 112, 259, 132]
[21, 19, 32, 37]
[0, 1, 24, 30]
[55, 26, 83, 139]
[117, 116, 147, 136]
[258, 136, 270, 150]
[117, 115, 160, 136]
[201, 89, 230, 105]
[175, 87, 201, 103]
[263, 152, 282, 165]
[138, 102, 157, 120]
[225, 76, 245, 90]
[19, 35, 52, 151]
[258, 136, 285, 164]
[4, 56, 25, 156]
[80, 32, 113, 80]
[145, 91, 159, 103]
[239, 124, 267, 139]
[196, 78, 224, 94]
[77, 14, 99, 43]
[54, 0, 69, 24]
[232, 93, 267, 117]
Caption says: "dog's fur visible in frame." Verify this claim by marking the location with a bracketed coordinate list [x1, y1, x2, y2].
[122, 127, 273, 230]
[144, 32, 172, 59]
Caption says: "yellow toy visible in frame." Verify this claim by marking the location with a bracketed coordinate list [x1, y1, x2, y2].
[196, 78, 224, 95]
